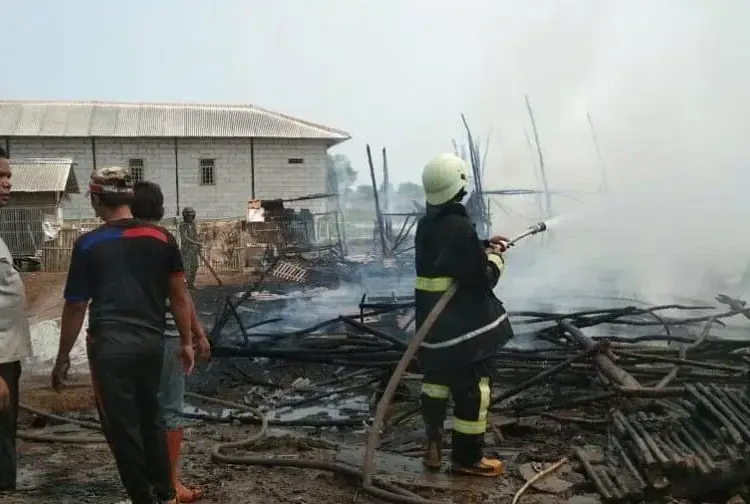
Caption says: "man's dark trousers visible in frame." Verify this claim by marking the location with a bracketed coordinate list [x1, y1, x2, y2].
[0, 360, 21, 491]
[89, 345, 175, 504]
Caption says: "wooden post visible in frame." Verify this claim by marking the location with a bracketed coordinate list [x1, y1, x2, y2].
[524, 128, 545, 218]
[525, 95, 552, 219]
[586, 112, 608, 193]
[366, 144, 388, 258]
[381, 147, 392, 243]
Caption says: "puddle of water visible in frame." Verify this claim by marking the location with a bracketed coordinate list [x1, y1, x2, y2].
[270, 394, 369, 422]
[183, 404, 234, 419]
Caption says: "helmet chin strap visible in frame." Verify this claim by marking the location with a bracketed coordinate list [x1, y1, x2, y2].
[456, 187, 469, 204]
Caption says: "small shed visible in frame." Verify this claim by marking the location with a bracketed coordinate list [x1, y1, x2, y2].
[0, 158, 79, 257]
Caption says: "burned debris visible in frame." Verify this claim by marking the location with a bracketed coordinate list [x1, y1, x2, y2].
[196, 228, 750, 503]
[187, 130, 750, 502]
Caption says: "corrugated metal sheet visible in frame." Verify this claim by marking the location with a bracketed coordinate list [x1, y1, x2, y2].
[9, 158, 79, 193]
[0, 101, 350, 142]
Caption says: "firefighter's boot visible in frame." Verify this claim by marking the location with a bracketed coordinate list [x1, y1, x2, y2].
[422, 426, 444, 471]
[451, 456, 505, 477]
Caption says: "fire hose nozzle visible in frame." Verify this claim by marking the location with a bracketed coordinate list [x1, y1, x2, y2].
[505, 221, 549, 248]
[529, 221, 547, 234]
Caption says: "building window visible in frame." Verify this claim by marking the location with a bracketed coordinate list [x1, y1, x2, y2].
[288, 157, 304, 165]
[200, 159, 216, 185]
[129, 158, 145, 182]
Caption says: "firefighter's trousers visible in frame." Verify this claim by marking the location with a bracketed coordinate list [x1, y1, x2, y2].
[421, 360, 492, 467]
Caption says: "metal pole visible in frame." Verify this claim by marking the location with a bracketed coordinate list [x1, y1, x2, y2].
[173, 138, 180, 217]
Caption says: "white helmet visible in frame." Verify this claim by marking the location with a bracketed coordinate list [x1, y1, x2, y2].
[421, 153, 469, 205]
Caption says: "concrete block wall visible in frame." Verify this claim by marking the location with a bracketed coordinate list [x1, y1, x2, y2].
[96, 138, 178, 216]
[5, 136, 331, 219]
[252, 138, 329, 214]
[175, 138, 253, 219]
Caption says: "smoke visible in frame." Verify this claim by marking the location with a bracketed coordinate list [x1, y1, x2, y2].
[447, 1, 750, 313]
[496, 150, 750, 314]
[220, 268, 416, 343]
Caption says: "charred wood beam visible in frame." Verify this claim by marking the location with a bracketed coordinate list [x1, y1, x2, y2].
[559, 320, 642, 389]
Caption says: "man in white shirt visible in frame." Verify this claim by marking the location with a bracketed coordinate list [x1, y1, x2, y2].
[0, 146, 32, 492]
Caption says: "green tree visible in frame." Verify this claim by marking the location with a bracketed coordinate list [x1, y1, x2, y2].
[355, 184, 374, 200]
[326, 154, 357, 194]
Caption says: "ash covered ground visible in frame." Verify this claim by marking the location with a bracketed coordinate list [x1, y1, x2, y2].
[13, 258, 750, 504]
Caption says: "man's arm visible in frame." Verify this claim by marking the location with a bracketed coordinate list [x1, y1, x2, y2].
[58, 241, 90, 362]
[0, 377, 9, 410]
[59, 301, 88, 357]
[188, 294, 211, 360]
[169, 275, 192, 347]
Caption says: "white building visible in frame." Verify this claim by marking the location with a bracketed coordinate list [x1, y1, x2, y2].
[0, 100, 350, 219]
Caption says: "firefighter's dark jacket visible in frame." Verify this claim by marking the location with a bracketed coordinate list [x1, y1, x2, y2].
[414, 202, 513, 371]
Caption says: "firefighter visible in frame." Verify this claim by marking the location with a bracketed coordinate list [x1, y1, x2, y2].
[179, 207, 199, 290]
[415, 153, 514, 477]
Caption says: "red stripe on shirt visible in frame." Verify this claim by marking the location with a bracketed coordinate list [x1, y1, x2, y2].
[122, 226, 168, 243]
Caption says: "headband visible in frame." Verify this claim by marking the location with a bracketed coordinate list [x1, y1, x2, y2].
[89, 182, 134, 195]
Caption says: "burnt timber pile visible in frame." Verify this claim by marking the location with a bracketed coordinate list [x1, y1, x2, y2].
[200, 243, 750, 504]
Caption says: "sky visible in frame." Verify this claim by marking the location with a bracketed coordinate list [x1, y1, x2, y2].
[4, 0, 750, 311]
[3, 0, 748, 190]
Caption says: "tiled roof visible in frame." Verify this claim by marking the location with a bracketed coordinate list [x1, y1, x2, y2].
[0, 101, 350, 143]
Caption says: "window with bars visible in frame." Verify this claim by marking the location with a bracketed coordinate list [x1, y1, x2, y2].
[200, 159, 216, 185]
[129, 158, 145, 182]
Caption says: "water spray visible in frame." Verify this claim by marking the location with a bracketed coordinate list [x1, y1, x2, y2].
[504, 221, 548, 249]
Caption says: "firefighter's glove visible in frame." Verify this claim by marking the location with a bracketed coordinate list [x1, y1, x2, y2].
[489, 235, 510, 253]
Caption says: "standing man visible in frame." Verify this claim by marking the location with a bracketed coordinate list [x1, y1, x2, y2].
[179, 207, 199, 291]
[51, 166, 195, 504]
[131, 181, 210, 502]
[0, 146, 32, 493]
[415, 153, 514, 477]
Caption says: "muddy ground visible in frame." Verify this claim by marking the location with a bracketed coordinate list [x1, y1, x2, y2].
[8, 272, 699, 504]
[11, 372, 603, 504]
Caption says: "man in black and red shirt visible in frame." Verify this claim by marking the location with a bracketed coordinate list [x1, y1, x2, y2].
[52, 166, 195, 504]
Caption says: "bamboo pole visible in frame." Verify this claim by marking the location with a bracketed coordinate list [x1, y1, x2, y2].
[586, 111, 608, 193]
[366, 144, 388, 258]
[525, 94, 552, 219]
